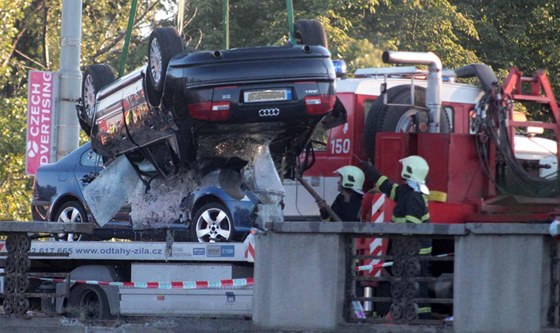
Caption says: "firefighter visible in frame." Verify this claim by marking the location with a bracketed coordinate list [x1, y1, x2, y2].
[362, 155, 432, 319]
[319, 166, 364, 221]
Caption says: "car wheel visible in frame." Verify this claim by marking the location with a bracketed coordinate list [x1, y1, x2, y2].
[294, 19, 328, 48]
[68, 284, 111, 320]
[191, 203, 235, 243]
[54, 201, 88, 242]
[146, 27, 184, 106]
[363, 85, 451, 162]
[79, 64, 116, 135]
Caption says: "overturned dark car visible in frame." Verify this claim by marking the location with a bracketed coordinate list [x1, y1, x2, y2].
[76, 24, 345, 231]
[77, 26, 342, 180]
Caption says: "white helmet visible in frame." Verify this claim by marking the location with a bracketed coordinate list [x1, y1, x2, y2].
[400, 155, 429, 183]
[334, 166, 364, 194]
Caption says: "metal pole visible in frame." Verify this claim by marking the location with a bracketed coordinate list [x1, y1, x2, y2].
[223, 0, 229, 49]
[176, 0, 185, 35]
[119, 0, 138, 78]
[286, 0, 295, 45]
[56, 0, 82, 161]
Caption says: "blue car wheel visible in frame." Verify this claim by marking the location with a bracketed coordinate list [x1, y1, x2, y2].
[191, 202, 234, 243]
[54, 201, 88, 242]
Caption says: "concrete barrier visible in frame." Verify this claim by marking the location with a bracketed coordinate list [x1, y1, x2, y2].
[253, 232, 348, 331]
[454, 224, 552, 333]
[252, 222, 553, 332]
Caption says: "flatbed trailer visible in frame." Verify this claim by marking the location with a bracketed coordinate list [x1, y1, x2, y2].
[0, 225, 253, 319]
[0, 221, 94, 234]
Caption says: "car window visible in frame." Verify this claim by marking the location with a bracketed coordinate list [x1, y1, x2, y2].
[81, 149, 103, 167]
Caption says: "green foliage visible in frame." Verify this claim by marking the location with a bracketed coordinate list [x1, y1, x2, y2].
[362, 0, 480, 68]
[0, 0, 173, 219]
[454, 0, 560, 88]
[0, 96, 31, 220]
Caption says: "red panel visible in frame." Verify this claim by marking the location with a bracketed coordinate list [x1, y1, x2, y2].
[417, 134, 450, 196]
[418, 133, 487, 204]
[445, 102, 472, 135]
[429, 202, 477, 224]
[353, 94, 378, 160]
[374, 132, 416, 182]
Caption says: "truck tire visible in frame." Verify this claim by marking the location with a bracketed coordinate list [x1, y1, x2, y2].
[80, 64, 116, 135]
[146, 27, 184, 106]
[363, 85, 451, 162]
[53, 201, 89, 241]
[68, 284, 111, 320]
[191, 202, 235, 243]
[294, 19, 328, 48]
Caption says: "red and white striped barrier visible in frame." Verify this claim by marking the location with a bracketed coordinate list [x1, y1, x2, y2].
[243, 229, 256, 263]
[356, 261, 393, 272]
[37, 277, 254, 289]
[367, 193, 387, 277]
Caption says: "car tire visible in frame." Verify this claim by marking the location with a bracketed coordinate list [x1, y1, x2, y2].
[191, 202, 235, 243]
[67, 284, 111, 320]
[80, 64, 116, 135]
[363, 85, 451, 162]
[294, 19, 328, 48]
[53, 201, 89, 242]
[146, 27, 184, 106]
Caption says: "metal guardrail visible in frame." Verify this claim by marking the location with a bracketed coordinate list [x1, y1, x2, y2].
[0, 221, 94, 234]
[348, 234, 454, 325]
[263, 221, 551, 236]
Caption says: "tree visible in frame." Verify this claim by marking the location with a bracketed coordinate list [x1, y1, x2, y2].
[0, 0, 174, 220]
[453, 0, 560, 88]
[185, 0, 478, 71]
[360, 0, 480, 68]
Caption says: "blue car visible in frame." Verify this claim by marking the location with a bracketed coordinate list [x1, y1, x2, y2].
[31, 142, 258, 242]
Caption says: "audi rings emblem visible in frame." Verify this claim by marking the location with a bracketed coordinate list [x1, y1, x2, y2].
[258, 108, 280, 117]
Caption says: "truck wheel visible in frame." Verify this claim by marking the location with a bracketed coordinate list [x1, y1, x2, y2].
[146, 27, 184, 106]
[363, 85, 451, 162]
[294, 19, 328, 48]
[68, 284, 111, 320]
[191, 203, 235, 243]
[80, 64, 116, 135]
[54, 201, 88, 241]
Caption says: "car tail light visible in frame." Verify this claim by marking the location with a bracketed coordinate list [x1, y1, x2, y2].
[189, 101, 231, 121]
[304, 95, 336, 115]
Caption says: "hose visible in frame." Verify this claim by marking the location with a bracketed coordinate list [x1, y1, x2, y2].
[474, 87, 559, 197]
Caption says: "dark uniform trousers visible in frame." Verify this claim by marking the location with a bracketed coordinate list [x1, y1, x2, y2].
[374, 175, 432, 317]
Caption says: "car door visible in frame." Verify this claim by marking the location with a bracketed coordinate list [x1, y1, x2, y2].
[73, 146, 131, 225]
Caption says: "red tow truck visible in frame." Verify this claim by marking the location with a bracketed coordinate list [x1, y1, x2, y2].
[285, 51, 560, 225]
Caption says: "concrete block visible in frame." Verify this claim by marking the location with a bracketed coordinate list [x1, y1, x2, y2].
[253, 232, 347, 331]
[454, 234, 551, 333]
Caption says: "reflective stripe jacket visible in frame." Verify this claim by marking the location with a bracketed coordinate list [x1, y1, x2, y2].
[375, 175, 430, 224]
[374, 175, 432, 255]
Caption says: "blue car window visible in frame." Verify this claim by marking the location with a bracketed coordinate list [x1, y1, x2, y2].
[81, 149, 103, 167]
